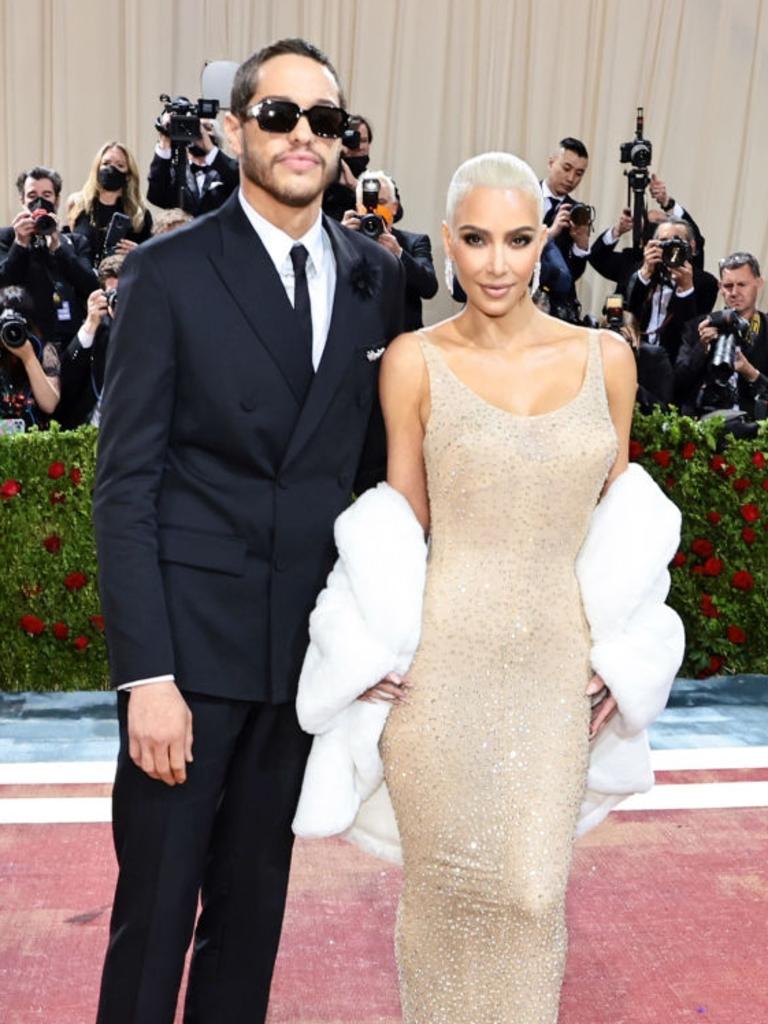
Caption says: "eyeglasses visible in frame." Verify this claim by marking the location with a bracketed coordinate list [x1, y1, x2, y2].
[245, 99, 348, 139]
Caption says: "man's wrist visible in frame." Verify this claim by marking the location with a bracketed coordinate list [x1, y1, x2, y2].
[118, 674, 176, 691]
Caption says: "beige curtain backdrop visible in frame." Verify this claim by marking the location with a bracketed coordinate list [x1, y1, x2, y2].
[1, 0, 766, 320]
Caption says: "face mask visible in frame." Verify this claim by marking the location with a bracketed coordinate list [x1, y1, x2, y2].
[27, 197, 56, 214]
[98, 165, 128, 191]
[344, 154, 369, 178]
[188, 143, 207, 158]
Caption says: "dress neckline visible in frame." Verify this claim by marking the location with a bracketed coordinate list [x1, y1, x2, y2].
[419, 330, 596, 421]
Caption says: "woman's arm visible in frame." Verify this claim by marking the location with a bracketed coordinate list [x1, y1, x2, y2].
[13, 340, 60, 413]
[600, 330, 637, 492]
[379, 331, 430, 532]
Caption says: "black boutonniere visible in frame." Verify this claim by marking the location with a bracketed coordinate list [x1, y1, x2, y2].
[349, 256, 380, 300]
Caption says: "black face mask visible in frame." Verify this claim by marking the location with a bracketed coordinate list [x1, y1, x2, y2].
[98, 165, 128, 191]
[343, 154, 369, 178]
[188, 143, 207, 158]
[27, 197, 56, 214]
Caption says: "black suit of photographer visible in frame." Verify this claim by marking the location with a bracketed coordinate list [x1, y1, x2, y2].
[542, 191, 588, 294]
[675, 311, 768, 417]
[391, 227, 438, 331]
[626, 265, 718, 365]
[57, 319, 110, 428]
[147, 149, 239, 217]
[0, 228, 96, 348]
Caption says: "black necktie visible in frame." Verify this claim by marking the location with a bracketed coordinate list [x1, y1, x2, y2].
[547, 198, 560, 226]
[289, 243, 314, 395]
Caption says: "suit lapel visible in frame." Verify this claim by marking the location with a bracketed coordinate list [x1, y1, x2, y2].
[207, 193, 306, 405]
[281, 217, 364, 467]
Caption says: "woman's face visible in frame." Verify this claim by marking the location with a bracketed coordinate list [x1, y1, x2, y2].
[100, 147, 129, 175]
[444, 186, 545, 317]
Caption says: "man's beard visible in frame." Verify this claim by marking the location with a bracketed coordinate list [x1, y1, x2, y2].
[241, 144, 334, 209]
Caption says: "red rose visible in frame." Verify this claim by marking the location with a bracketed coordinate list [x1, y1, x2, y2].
[740, 504, 760, 523]
[50, 490, 66, 505]
[1, 478, 22, 500]
[752, 451, 766, 470]
[707, 511, 722, 525]
[731, 570, 755, 591]
[70, 466, 82, 486]
[671, 551, 686, 567]
[63, 571, 88, 592]
[73, 635, 90, 652]
[19, 614, 45, 635]
[89, 614, 105, 632]
[700, 594, 720, 618]
[691, 538, 715, 558]
[709, 654, 725, 673]
[691, 565, 705, 575]
[48, 461, 66, 479]
[665, 476, 676, 489]
[733, 477, 751, 493]
[727, 625, 747, 644]
[651, 450, 672, 468]
[681, 441, 696, 459]
[52, 621, 69, 640]
[725, 464, 736, 477]
[43, 534, 62, 554]
[742, 527, 757, 544]
[702, 557, 723, 577]
[629, 440, 644, 460]
[710, 454, 726, 473]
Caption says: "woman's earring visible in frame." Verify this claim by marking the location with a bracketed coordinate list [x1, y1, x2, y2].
[444, 257, 454, 293]
[530, 260, 541, 295]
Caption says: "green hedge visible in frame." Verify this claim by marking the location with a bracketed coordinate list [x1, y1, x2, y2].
[2, 412, 767, 691]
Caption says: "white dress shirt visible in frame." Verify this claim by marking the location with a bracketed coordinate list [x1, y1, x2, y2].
[121, 192, 338, 691]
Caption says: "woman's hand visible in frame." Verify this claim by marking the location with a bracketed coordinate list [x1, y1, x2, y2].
[586, 673, 618, 739]
[358, 671, 411, 704]
[116, 238, 138, 255]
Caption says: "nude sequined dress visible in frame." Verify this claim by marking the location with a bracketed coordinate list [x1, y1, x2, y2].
[380, 330, 618, 1023]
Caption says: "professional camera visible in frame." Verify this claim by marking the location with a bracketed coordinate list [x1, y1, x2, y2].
[620, 107, 653, 169]
[568, 202, 595, 230]
[708, 309, 749, 383]
[620, 108, 653, 250]
[359, 178, 385, 240]
[104, 287, 118, 314]
[658, 235, 692, 270]
[27, 198, 57, 236]
[0, 309, 28, 349]
[341, 126, 360, 150]
[155, 94, 220, 145]
[603, 295, 625, 332]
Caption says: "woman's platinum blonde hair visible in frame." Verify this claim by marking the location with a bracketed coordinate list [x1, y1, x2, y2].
[446, 152, 543, 225]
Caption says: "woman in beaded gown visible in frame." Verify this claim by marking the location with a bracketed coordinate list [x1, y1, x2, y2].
[364, 154, 637, 1023]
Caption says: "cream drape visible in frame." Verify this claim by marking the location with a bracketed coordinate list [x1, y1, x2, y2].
[1, 0, 766, 319]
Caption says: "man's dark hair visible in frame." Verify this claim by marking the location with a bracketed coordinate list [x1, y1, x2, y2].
[15, 166, 63, 199]
[559, 137, 589, 160]
[719, 251, 762, 279]
[654, 217, 695, 247]
[348, 114, 373, 145]
[230, 38, 345, 120]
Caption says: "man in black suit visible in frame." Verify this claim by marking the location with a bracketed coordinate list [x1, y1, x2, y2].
[342, 168, 437, 330]
[625, 218, 718, 366]
[93, 38, 404, 1024]
[539, 137, 592, 317]
[148, 116, 239, 216]
[675, 252, 767, 417]
[0, 167, 96, 348]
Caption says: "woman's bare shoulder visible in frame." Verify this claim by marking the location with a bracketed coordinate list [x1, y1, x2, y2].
[598, 329, 637, 383]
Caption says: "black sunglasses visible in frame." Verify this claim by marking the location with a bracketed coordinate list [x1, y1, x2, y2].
[246, 99, 348, 139]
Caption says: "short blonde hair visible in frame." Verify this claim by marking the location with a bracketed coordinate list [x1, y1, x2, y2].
[446, 152, 543, 225]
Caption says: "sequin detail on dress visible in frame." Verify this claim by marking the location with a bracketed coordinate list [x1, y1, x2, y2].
[380, 330, 618, 1023]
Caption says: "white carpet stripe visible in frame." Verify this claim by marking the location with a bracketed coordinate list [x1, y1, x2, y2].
[0, 797, 111, 823]
[650, 746, 768, 770]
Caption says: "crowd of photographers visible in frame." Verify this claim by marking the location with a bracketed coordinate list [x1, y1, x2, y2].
[0, 99, 765, 436]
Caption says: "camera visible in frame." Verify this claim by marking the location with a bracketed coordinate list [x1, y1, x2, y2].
[620, 108, 653, 250]
[342, 126, 361, 150]
[620, 108, 653, 169]
[0, 309, 28, 349]
[359, 178, 385, 240]
[708, 309, 749, 383]
[658, 236, 692, 270]
[155, 94, 220, 145]
[568, 202, 595, 230]
[603, 295, 625, 332]
[28, 199, 57, 237]
[104, 287, 118, 314]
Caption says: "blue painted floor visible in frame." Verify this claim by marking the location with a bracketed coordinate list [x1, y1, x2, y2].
[1, 676, 767, 762]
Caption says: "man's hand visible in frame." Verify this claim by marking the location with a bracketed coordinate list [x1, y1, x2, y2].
[127, 680, 193, 785]
[640, 238, 662, 280]
[339, 159, 358, 190]
[735, 347, 760, 382]
[547, 202, 572, 239]
[612, 207, 633, 239]
[85, 288, 108, 332]
[377, 224, 402, 258]
[670, 260, 694, 293]
[12, 210, 36, 249]
[570, 222, 590, 251]
[649, 173, 670, 208]
[340, 210, 361, 231]
[698, 317, 718, 350]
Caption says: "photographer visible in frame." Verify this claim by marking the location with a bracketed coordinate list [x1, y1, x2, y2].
[0, 167, 96, 350]
[342, 169, 437, 330]
[0, 285, 60, 429]
[603, 296, 673, 411]
[590, 175, 707, 293]
[57, 255, 124, 429]
[323, 114, 373, 222]
[67, 142, 152, 266]
[148, 112, 238, 216]
[625, 218, 718, 364]
[675, 252, 767, 419]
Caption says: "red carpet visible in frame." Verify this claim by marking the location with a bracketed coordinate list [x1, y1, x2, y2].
[1, 805, 766, 1023]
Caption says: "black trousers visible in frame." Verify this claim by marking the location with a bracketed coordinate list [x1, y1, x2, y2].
[95, 692, 312, 1024]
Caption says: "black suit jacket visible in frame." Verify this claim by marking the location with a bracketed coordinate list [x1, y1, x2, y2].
[392, 227, 437, 331]
[675, 311, 768, 416]
[626, 266, 719, 365]
[542, 190, 587, 292]
[147, 149, 239, 216]
[93, 193, 404, 702]
[0, 227, 96, 345]
[57, 321, 110, 428]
